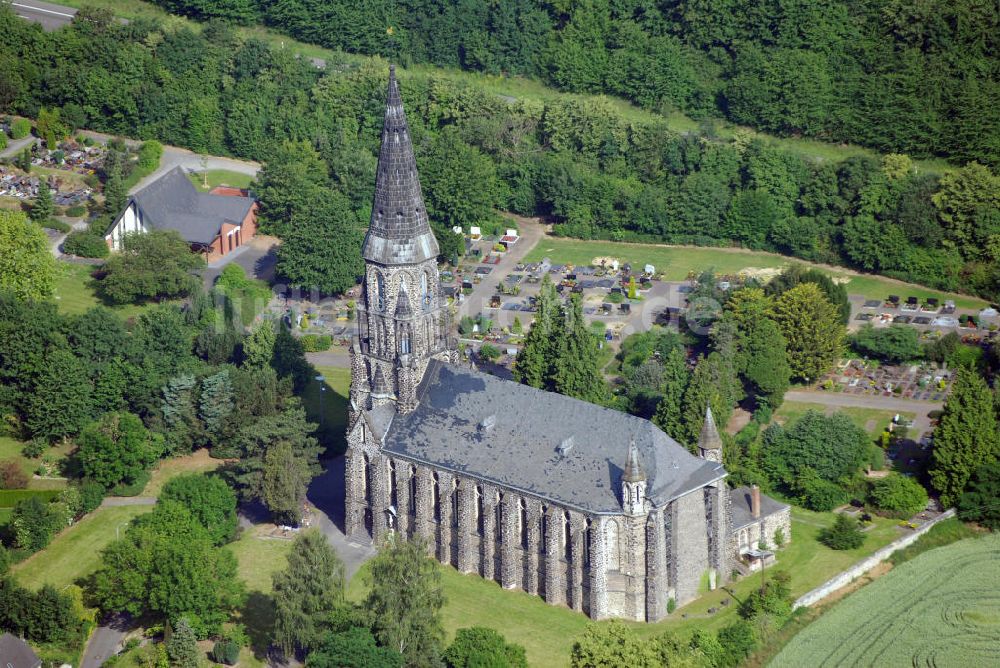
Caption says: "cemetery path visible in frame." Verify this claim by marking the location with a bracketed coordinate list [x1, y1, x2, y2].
[457, 216, 546, 319]
[100, 496, 157, 507]
[783, 390, 942, 435]
[0, 134, 36, 158]
[306, 349, 351, 369]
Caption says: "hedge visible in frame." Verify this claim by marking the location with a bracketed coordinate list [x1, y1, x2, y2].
[10, 118, 31, 139]
[41, 219, 71, 233]
[300, 334, 333, 352]
[0, 489, 61, 507]
[63, 230, 110, 258]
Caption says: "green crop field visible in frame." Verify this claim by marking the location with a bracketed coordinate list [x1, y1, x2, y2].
[771, 534, 1000, 667]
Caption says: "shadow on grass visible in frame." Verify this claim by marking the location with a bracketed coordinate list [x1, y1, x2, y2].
[240, 590, 276, 660]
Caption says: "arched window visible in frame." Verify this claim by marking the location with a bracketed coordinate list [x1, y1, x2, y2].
[432, 472, 441, 522]
[421, 272, 431, 309]
[374, 272, 386, 311]
[583, 519, 591, 567]
[388, 460, 397, 509]
[476, 486, 484, 535]
[563, 511, 572, 561]
[540, 506, 547, 555]
[408, 466, 417, 516]
[362, 453, 372, 506]
[400, 326, 411, 355]
[606, 520, 620, 570]
[495, 492, 503, 543]
[519, 499, 528, 549]
[451, 479, 459, 528]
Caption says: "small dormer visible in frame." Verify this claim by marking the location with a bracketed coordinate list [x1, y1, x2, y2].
[622, 441, 646, 516]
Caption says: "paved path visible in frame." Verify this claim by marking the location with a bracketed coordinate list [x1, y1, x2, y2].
[307, 456, 377, 580]
[457, 216, 545, 319]
[80, 614, 130, 668]
[784, 389, 942, 436]
[306, 349, 351, 369]
[100, 496, 157, 507]
[0, 134, 37, 158]
[11, 0, 75, 30]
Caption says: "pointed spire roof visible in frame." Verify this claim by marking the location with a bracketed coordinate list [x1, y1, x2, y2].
[699, 405, 723, 453]
[623, 440, 646, 482]
[362, 65, 439, 266]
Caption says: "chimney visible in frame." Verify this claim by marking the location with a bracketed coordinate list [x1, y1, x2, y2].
[751, 485, 761, 519]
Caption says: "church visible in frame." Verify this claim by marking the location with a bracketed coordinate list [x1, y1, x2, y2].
[344, 67, 790, 622]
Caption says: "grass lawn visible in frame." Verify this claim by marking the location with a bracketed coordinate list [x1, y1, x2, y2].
[230, 527, 294, 664]
[11, 505, 152, 590]
[303, 365, 351, 456]
[188, 169, 253, 193]
[141, 449, 224, 497]
[51, 262, 168, 319]
[345, 508, 902, 667]
[522, 238, 987, 309]
[0, 435, 73, 486]
[773, 401, 915, 436]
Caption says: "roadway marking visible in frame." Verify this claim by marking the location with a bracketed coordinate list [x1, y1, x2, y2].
[12, 2, 76, 19]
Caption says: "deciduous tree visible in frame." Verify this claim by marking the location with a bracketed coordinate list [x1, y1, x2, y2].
[100, 230, 203, 304]
[0, 210, 58, 300]
[769, 283, 844, 381]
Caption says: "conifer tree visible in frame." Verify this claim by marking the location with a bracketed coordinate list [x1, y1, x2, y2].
[161, 374, 201, 454]
[103, 162, 127, 219]
[199, 370, 233, 445]
[513, 275, 558, 389]
[552, 293, 609, 405]
[652, 346, 689, 440]
[929, 368, 1000, 506]
[30, 180, 53, 223]
[769, 282, 843, 381]
[166, 617, 199, 668]
[680, 353, 740, 447]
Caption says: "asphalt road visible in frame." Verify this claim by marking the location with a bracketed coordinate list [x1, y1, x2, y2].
[11, 0, 75, 30]
[783, 389, 942, 437]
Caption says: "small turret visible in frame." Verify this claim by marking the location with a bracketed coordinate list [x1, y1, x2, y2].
[698, 406, 723, 464]
[622, 440, 646, 515]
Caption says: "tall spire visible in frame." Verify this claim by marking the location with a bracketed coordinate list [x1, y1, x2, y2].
[698, 406, 723, 463]
[362, 65, 439, 266]
[623, 440, 646, 482]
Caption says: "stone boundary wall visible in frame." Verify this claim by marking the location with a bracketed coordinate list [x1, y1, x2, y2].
[793, 509, 956, 609]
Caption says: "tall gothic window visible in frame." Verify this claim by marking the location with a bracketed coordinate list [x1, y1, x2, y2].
[476, 486, 484, 535]
[495, 492, 503, 544]
[451, 480, 459, 528]
[400, 326, 411, 355]
[519, 499, 528, 549]
[540, 506, 547, 555]
[583, 519, 591, 567]
[375, 272, 386, 311]
[432, 472, 441, 522]
[563, 511, 572, 561]
[408, 466, 417, 516]
[421, 271, 431, 309]
[606, 520, 620, 570]
[388, 460, 397, 509]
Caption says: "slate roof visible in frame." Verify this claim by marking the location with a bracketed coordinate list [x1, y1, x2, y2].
[730, 486, 789, 530]
[117, 167, 255, 245]
[379, 360, 726, 514]
[362, 66, 439, 266]
[0, 633, 42, 668]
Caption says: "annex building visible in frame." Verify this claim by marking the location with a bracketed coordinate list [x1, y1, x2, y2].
[345, 67, 790, 621]
[104, 166, 257, 262]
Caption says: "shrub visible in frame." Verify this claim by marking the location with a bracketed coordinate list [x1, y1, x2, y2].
[667, 597, 676, 613]
[870, 473, 928, 518]
[21, 439, 46, 459]
[819, 513, 865, 550]
[41, 219, 71, 233]
[211, 639, 240, 665]
[798, 473, 848, 512]
[137, 140, 163, 170]
[717, 619, 758, 667]
[11, 118, 31, 139]
[773, 527, 785, 547]
[79, 480, 106, 514]
[478, 343, 500, 361]
[300, 334, 333, 352]
[65, 205, 87, 218]
[63, 230, 110, 258]
[0, 132, 6, 151]
[0, 459, 29, 489]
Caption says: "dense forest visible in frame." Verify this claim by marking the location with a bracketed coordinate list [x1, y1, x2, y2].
[151, 0, 1000, 168]
[2, 6, 1000, 299]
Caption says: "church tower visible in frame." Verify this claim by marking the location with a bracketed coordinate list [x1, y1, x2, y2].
[349, 65, 452, 426]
